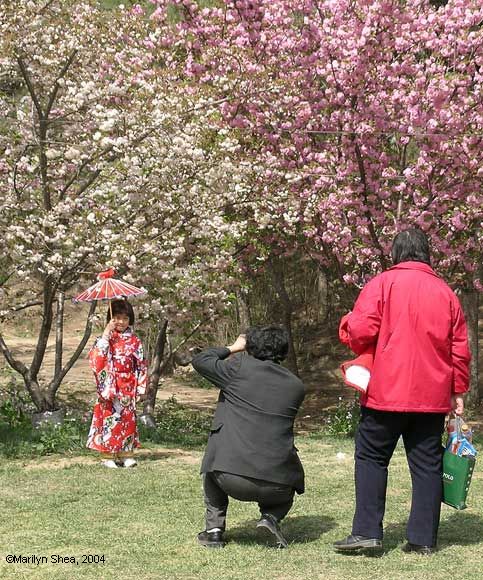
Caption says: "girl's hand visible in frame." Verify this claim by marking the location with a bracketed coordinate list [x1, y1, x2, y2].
[102, 319, 117, 340]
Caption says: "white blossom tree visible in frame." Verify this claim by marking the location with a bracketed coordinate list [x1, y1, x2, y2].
[0, 0, 257, 413]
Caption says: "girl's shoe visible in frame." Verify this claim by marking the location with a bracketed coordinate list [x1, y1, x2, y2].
[102, 459, 119, 469]
[123, 458, 137, 468]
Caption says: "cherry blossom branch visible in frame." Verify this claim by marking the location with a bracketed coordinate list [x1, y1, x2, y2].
[45, 50, 78, 119]
[37, 0, 57, 15]
[353, 140, 388, 269]
[16, 57, 43, 119]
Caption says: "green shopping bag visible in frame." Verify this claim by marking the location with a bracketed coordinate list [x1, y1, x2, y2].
[442, 449, 476, 510]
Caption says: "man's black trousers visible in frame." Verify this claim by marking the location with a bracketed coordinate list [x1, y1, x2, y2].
[203, 471, 295, 531]
[352, 407, 445, 547]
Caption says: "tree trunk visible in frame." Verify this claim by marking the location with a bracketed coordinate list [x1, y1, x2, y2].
[55, 291, 65, 378]
[22, 277, 57, 410]
[460, 289, 480, 406]
[1, 299, 97, 412]
[47, 300, 97, 404]
[143, 320, 168, 417]
[317, 269, 329, 323]
[268, 258, 299, 376]
[23, 376, 47, 412]
[236, 288, 251, 330]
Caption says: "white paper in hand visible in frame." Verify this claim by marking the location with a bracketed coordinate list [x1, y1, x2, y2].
[344, 364, 370, 393]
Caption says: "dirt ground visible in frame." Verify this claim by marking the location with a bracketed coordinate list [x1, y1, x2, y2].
[1, 307, 482, 431]
[18, 446, 202, 471]
[0, 309, 353, 426]
[0, 327, 217, 409]
[0, 336, 346, 423]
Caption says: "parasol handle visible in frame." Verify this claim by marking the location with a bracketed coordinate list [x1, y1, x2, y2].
[109, 300, 113, 320]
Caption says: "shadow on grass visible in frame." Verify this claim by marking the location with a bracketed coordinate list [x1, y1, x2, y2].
[439, 511, 483, 547]
[381, 521, 407, 553]
[383, 512, 483, 552]
[227, 514, 336, 546]
[336, 511, 483, 557]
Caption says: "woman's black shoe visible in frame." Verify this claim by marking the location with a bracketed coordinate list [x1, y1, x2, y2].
[402, 542, 435, 555]
[197, 530, 225, 548]
[333, 534, 383, 551]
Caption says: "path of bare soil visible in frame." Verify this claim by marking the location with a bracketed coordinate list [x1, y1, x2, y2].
[18, 447, 202, 471]
[2, 308, 482, 432]
[0, 311, 351, 431]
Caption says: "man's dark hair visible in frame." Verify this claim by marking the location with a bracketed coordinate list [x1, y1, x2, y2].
[391, 228, 431, 266]
[245, 325, 289, 363]
[106, 299, 135, 325]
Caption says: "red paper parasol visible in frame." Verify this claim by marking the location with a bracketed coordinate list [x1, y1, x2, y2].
[73, 268, 147, 305]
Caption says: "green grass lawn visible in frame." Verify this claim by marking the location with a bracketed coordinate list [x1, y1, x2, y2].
[0, 437, 481, 580]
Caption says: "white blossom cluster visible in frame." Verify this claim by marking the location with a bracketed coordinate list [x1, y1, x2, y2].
[0, 1, 260, 333]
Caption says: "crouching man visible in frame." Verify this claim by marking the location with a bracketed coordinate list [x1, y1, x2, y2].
[192, 325, 305, 549]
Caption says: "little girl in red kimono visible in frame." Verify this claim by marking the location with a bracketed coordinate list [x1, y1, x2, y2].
[87, 299, 147, 468]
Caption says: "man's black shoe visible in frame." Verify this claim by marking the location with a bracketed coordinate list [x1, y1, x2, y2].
[256, 514, 288, 548]
[197, 530, 225, 549]
[402, 542, 435, 555]
[333, 534, 383, 551]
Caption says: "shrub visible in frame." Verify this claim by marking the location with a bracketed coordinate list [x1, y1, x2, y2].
[0, 411, 89, 458]
[0, 394, 213, 458]
[140, 396, 212, 447]
[325, 396, 360, 437]
[0, 380, 35, 428]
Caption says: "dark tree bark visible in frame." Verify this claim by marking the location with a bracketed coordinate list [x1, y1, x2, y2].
[143, 320, 169, 417]
[460, 289, 480, 406]
[0, 299, 97, 412]
[268, 258, 299, 376]
[46, 300, 97, 403]
[236, 288, 251, 330]
[54, 291, 65, 379]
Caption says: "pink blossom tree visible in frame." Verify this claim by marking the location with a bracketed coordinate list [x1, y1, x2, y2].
[150, 0, 482, 398]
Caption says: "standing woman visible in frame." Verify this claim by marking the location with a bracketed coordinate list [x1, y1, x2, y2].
[87, 299, 147, 468]
[334, 228, 471, 555]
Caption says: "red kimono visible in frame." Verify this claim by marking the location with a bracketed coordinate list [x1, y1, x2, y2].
[87, 328, 147, 454]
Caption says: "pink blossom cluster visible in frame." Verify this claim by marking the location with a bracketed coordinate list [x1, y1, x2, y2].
[149, 0, 482, 288]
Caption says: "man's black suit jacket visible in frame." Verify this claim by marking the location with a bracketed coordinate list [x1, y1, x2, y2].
[192, 347, 305, 494]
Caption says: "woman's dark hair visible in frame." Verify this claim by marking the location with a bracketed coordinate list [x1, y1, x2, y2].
[106, 299, 135, 325]
[245, 325, 289, 363]
[391, 228, 431, 266]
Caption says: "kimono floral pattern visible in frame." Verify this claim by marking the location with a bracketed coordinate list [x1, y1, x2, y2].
[87, 328, 147, 453]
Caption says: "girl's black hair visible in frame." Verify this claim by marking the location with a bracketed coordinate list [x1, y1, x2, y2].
[106, 299, 135, 325]
[391, 228, 431, 266]
[245, 325, 289, 363]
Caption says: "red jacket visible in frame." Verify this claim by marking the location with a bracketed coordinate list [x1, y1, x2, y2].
[346, 261, 471, 413]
